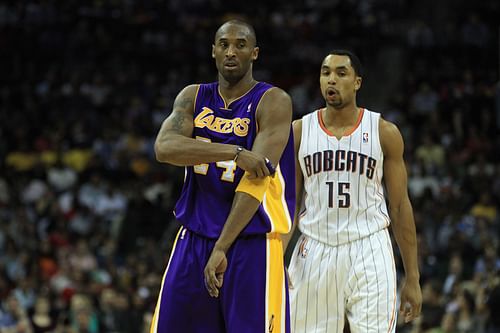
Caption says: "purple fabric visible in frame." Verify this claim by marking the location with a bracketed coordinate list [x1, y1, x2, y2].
[156, 227, 276, 332]
[174, 82, 295, 238]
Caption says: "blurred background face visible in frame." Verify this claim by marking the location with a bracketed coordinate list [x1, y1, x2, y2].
[212, 23, 258, 83]
[319, 54, 361, 108]
[35, 297, 50, 314]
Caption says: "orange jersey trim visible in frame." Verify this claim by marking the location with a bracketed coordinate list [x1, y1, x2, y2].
[317, 108, 365, 138]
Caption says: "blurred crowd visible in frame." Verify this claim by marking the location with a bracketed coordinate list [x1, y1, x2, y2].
[0, 0, 499, 332]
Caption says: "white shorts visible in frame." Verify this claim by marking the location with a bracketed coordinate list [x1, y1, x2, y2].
[288, 228, 397, 333]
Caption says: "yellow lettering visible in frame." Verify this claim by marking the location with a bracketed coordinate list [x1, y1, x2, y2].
[234, 118, 250, 137]
[209, 117, 225, 132]
[194, 107, 249, 137]
[221, 119, 234, 133]
[194, 107, 214, 128]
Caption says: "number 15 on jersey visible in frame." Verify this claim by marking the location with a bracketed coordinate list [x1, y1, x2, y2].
[326, 181, 350, 208]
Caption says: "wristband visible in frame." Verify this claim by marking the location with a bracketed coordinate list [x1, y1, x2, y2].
[265, 158, 276, 175]
[234, 146, 244, 162]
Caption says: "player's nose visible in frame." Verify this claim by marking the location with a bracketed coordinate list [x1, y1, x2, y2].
[225, 45, 236, 57]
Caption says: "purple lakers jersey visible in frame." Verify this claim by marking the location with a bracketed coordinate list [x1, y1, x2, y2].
[174, 82, 295, 238]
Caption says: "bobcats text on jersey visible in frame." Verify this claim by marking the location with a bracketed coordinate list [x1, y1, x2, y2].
[302, 149, 377, 179]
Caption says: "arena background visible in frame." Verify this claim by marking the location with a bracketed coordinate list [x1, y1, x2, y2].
[0, 0, 499, 332]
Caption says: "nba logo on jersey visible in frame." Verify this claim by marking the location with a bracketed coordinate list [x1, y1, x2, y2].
[363, 132, 369, 143]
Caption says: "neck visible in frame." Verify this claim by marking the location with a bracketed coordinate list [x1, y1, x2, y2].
[322, 103, 359, 127]
[218, 71, 256, 101]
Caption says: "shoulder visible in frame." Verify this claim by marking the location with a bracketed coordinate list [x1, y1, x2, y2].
[379, 117, 402, 140]
[256, 86, 292, 121]
[176, 84, 200, 101]
[379, 117, 404, 156]
[260, 86, 292, 106]
[292, 119, 303, 149]
[172, 84, 201, 114]
[292, 119, 303, 134]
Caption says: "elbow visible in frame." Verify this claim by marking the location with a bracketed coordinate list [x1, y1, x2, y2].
[154, 135, 188, 166]
[154, 140, 172, 163]
[389, 207, 400, 218]
[388, 202, 402, 219]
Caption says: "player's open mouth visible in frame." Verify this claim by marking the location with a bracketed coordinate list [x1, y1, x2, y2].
[224, 62, 238, 68]
[326, 88, 338, 96]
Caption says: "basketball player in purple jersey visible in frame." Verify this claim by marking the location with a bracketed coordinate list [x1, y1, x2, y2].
[150, 20, 295, 333]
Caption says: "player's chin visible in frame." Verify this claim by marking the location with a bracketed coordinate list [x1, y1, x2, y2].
[222, 67, 244, 78]
[327, 100, 343, 108]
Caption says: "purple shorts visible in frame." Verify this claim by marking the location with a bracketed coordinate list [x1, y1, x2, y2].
[150, 226, 290, 333]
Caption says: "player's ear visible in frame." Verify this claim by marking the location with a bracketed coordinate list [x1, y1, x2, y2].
[212, 45, 215, 58]
[252, 46, 259, 61]
[355, 76, 362, 91]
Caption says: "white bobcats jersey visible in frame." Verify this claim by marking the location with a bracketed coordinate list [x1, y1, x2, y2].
[298, 108, 390, 246]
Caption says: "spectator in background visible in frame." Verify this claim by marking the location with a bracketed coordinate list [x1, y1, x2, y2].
[443, 254, 464, 297]
[29, 296, 57, 333]
[461, 14, 489, 48]
[415, 134, 445, 174]
[410, 83, 439, 120]
[470, 193, 497, 224]
[428, 312, 459, 333]
[420, 280, 445, 331]
[0, 294, 33, 333]
[407, 20, 434, 48]
[485, 278, 500, 333]
[69, 294, 99, 333]
[47, 156, 77, 193]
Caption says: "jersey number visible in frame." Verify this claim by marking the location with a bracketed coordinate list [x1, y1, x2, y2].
[193, 136, 238, 182]
[326, 181, 351, 208]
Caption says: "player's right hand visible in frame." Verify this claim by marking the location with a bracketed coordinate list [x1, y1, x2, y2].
[399, 278, 422, 323]
[204, 248, 228, 298]
[236, 149, 274, 179]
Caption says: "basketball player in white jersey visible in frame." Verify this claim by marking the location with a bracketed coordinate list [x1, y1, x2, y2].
[285, 50, 422, 332]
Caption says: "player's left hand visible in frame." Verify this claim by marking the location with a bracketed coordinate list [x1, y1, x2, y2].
[204, 248, 228, 298]
[399, 277, 422, 323]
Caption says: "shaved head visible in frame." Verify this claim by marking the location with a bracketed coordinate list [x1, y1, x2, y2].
[215, 20, 257, 47]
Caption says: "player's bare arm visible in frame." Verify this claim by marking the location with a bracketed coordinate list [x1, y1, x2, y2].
[380, 118, 422, 323]
[154, 85, 270, 176]
[282, 119, 304, 253]
[204, 88, 293, 297]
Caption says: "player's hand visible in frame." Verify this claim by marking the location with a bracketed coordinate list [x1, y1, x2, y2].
[399, 277, 422, 323]
[236, 149, 275, 179]
[204, 247, 228, 298]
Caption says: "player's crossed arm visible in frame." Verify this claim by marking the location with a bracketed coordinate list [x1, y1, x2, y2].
[154, 84, 274, 178]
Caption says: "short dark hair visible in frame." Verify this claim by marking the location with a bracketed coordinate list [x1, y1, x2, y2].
[215, 20, 257, 46]
[328, 49, 363, 77]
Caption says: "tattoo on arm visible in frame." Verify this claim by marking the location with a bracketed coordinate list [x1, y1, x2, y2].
[167, 96, 193, 133]
[170, 112, 187, 132]
[173, 97, 192, 111]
